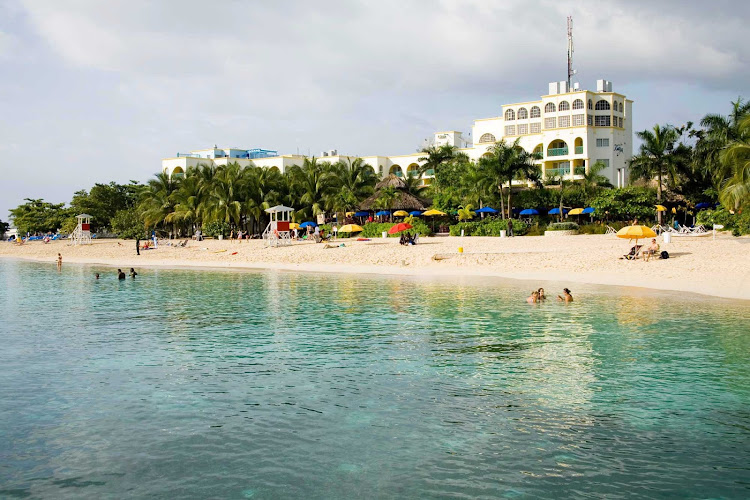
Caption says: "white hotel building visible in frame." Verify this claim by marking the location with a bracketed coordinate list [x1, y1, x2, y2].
[162, 79, 632, 188]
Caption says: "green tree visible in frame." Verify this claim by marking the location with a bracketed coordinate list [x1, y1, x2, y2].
[69, 181, 145, 232]
[579, 161, 613, 199]
[139, 172, 180, 233]
[205, 162, 245, 226]
[695, 98, 750, 188]
[9, 199, 71, 234]
[477, 139, 541, 219]
[327, 158, 377, 213]
[289, 157, 333, 218]
[111, 207, 146, 239]
[0, 218, 9, 238]
[719, 115, 750, 209]
[375, 186, 398, 213]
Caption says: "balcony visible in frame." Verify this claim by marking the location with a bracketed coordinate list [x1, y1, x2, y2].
[575, 146, 584, 154]
[424, 169, 435, 176]
[545, 167, 570, 177]
[547, 147, 568, 157]
[574, 166, 586, 175]
[394, 171, 403, 178]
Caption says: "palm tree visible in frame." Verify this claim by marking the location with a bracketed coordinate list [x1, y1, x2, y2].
[205, 163, 245, 227]
[696, 98, 750, 185]
[242, 166, 284, 234]
[327, 158, 377, 214]
[477, 139, 541, 219]
[579, 161, 613, 200]
[718, 115, 750, 209]
[418, 144, 460, 177]
[140, 171, 180, 234]
[166, 173, 201, 234]
[289, 157, 333, 218]
[457, 205, 475, 221]
[401, 171, 428, 198]
[629, 124, 681, 222]
[545, 175, 575, 222]
[375, 186, 398, 214]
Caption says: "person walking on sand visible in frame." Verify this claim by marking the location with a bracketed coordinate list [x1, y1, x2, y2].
[136, 235, 140, 255]
[57, 253, 62, 271]
[558, 288, 574, 302]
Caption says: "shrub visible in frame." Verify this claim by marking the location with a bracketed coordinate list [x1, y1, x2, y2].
[578, 223, 608, 234]
[111, 208, 145, 239]
[359, 219, 433, 238]
[697, 208, 750, 236]
[547, 222, 579, 231]
[524, 224, 546, 236]
[589, 186, 658, 221]
[449, 218, 528, 236]
[203, 220, 229, 238]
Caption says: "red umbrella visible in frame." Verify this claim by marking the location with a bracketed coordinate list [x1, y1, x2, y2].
[388, 222, 413, 234]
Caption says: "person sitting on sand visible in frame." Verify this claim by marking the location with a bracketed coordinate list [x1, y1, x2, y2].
[117, 269, 126, 280]
[558, 288, 573, 302]
[527, 291, 539, 304]
[537, 288, 546, 301]
[643, 238, 660, 262]
[129, 268, 138, 278]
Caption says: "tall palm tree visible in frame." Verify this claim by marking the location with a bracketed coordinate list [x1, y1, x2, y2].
[580, 160, 613, 200]
[166, 173, 201, 234]
[375, 186, 398, 213]
[327, 158, 377, 213]
[696, 98, 750, 184]
[140, 171, 180, 234]
[719, 115, 750, 209]
[289, 157, 333, 218]
[402, 172, 428, 198]
[477, 139, 541, 219]
[629, 124, 681, 222]
[418, 144, 460, 176]
[206, 163, 245, 226]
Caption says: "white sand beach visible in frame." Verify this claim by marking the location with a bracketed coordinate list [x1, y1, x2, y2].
[2, 233, 748, 300]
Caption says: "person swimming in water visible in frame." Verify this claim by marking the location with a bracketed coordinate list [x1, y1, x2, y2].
[526, 290, 539, 304]
[537, 288, 546, 301]
[129, 268, 138, 278]
[557, 288, 573, 302]
[117, 269, 126, 280]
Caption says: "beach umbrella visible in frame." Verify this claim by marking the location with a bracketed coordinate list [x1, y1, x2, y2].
[475, 206, 498, 214]
[375, 210, 390, 217]
[655, 205, 667, 212]
[422, 209, 446, 216]
[393, 210, 409, 217]
[695, 202, 711, 210]
[388, 222, 413, 234]
[354, 211, 369, 217]
[289, 223, 300, 230]
[299, 221, 317, 228]
[582, 207, 595, 214]
[409, 211, 423, 216]
[339, 224, 364, 233]
[568, 208, 584, 215]
[345, 211, 355, 216]
[548, 208, 568, 215]
[519, 208, 539, 216]
[617, 225, 656, 246]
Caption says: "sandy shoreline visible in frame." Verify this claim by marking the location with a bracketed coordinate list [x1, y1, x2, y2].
[2, 233, 749, 300]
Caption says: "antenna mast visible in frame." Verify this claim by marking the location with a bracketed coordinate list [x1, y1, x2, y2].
[567, 16, 574, 90]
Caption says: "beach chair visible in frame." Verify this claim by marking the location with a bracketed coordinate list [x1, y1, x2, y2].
[623, 245, 642, 260]
[605, 225, 617, 235]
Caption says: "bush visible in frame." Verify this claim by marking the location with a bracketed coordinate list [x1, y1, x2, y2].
[449, 218, 528, 236]
[589, 186, 658, 221]
[578, 223, 608, 234]
[203, 220, 229, 238]
[697, 208, 750, 236]
[111, 208, 145, 239]
[547, 222, 579, 231]
[358, 219, 433, 238]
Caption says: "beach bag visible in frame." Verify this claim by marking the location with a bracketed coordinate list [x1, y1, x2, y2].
[660, 250, 669, 259]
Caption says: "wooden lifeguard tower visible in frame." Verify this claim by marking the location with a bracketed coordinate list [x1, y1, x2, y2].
[263, 205, 294, 247]
[71, 214, 92, 245]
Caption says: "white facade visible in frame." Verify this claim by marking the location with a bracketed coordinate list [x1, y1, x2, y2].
[162, 79, 633, 188]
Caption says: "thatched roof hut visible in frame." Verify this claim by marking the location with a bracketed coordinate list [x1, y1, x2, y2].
[359, 174, 430, 211]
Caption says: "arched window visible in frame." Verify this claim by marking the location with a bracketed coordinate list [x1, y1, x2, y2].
[572, 99, 584, 110]
[595, 100, 611, 110]
[559, 101, 570, 111]
[619, 102, 623, 113]
[479, 133, 496, 143]
[505, 109, 515, 120]
[517, 107, 528, 119]
[530, 106, 541, 118]
[545, 102, 556, 113]
[588, 99, 593, 110]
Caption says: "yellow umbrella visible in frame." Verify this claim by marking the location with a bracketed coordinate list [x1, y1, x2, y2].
[568, 208, 584, 215]
[339, 224, 364, 233]
[616, 225, 657, 240]
[393, 210, 409, 217]
[655, 205, 667, 211]
[423, 209, 446, 216]
[289, 223, 300, 230]
[345, 211, 355, 217]
[671, 207, 677, 214]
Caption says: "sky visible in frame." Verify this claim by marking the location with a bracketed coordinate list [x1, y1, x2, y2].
[1, 0, 749, 222]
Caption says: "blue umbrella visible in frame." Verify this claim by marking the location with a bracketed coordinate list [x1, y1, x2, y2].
[695, 202, 711, 210]
[475, 206, 498, 214]
[299, 221, 317, 228]
[409, 211, 423, 216]
[375, 210, 390, 217]
[548, 208, 569, 215]
[519, 209, 539, 216]
[354, 211, 369, 217]
[582, 207, 595, 214]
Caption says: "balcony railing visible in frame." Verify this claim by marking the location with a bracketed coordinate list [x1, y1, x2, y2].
[575, 146, 584, 154]
[547, 147, 568, 157]
[424, 169, 435, 176]
[545, 167, 571, 177]
[394, 171, 403, 178]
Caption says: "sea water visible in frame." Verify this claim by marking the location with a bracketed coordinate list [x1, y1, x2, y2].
[0, 259, 748, 499]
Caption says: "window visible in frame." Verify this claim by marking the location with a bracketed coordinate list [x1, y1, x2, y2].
[619, 117, 623, 128]
[478, 133, 496, 143]
[597, 159, 610, 169]
[504, 125, 516, 136]
[573, 114, 585, 126]
[612, 101, 618, 112]
[595, 99, 611, 110]
[596, 138, 610, 147]
[587, 115, 593, 126]
[559, 101, 570, 111]
[530, 122, 541, 134]
[588, 99, 593, 110]
[545, 102, 556, 113]
[572, 99, 584, 110]
[595, 115, 611, 126]
[505, 109, 515, 120]
[558, 116, 570, 128]
[517, 124, 528, 135]
[530, 106, 541, 118]
[619, 102, 624, 113]
[544, 117, 556, 129]
[517, 107, 528, 119]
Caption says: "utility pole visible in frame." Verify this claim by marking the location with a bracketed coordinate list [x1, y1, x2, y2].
[567, 16, 574, 90]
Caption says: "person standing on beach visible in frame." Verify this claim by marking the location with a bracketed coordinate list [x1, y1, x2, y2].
[57, 253, 62, 271]
[136, 235, 140, 255]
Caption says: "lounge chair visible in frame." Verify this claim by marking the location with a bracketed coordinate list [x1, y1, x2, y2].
[606, 225, 617, 235]
[622, 244, 642, 260]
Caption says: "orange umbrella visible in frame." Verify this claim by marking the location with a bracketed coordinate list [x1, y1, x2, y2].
[388, 222, 413, 234]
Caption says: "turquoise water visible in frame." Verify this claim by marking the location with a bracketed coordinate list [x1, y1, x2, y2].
[1, 259, 749, 499]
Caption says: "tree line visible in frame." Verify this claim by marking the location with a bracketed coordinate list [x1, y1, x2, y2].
[6, 98, 749, 237]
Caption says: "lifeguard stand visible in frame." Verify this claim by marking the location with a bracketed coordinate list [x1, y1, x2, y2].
[263, 205, 294, 247]
[71, 214, 92, 245]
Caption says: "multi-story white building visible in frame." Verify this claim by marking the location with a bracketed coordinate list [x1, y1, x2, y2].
[162, 79, 633, 188]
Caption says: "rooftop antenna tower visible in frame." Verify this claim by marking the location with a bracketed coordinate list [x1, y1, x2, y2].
[567, 16, 574, 90]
